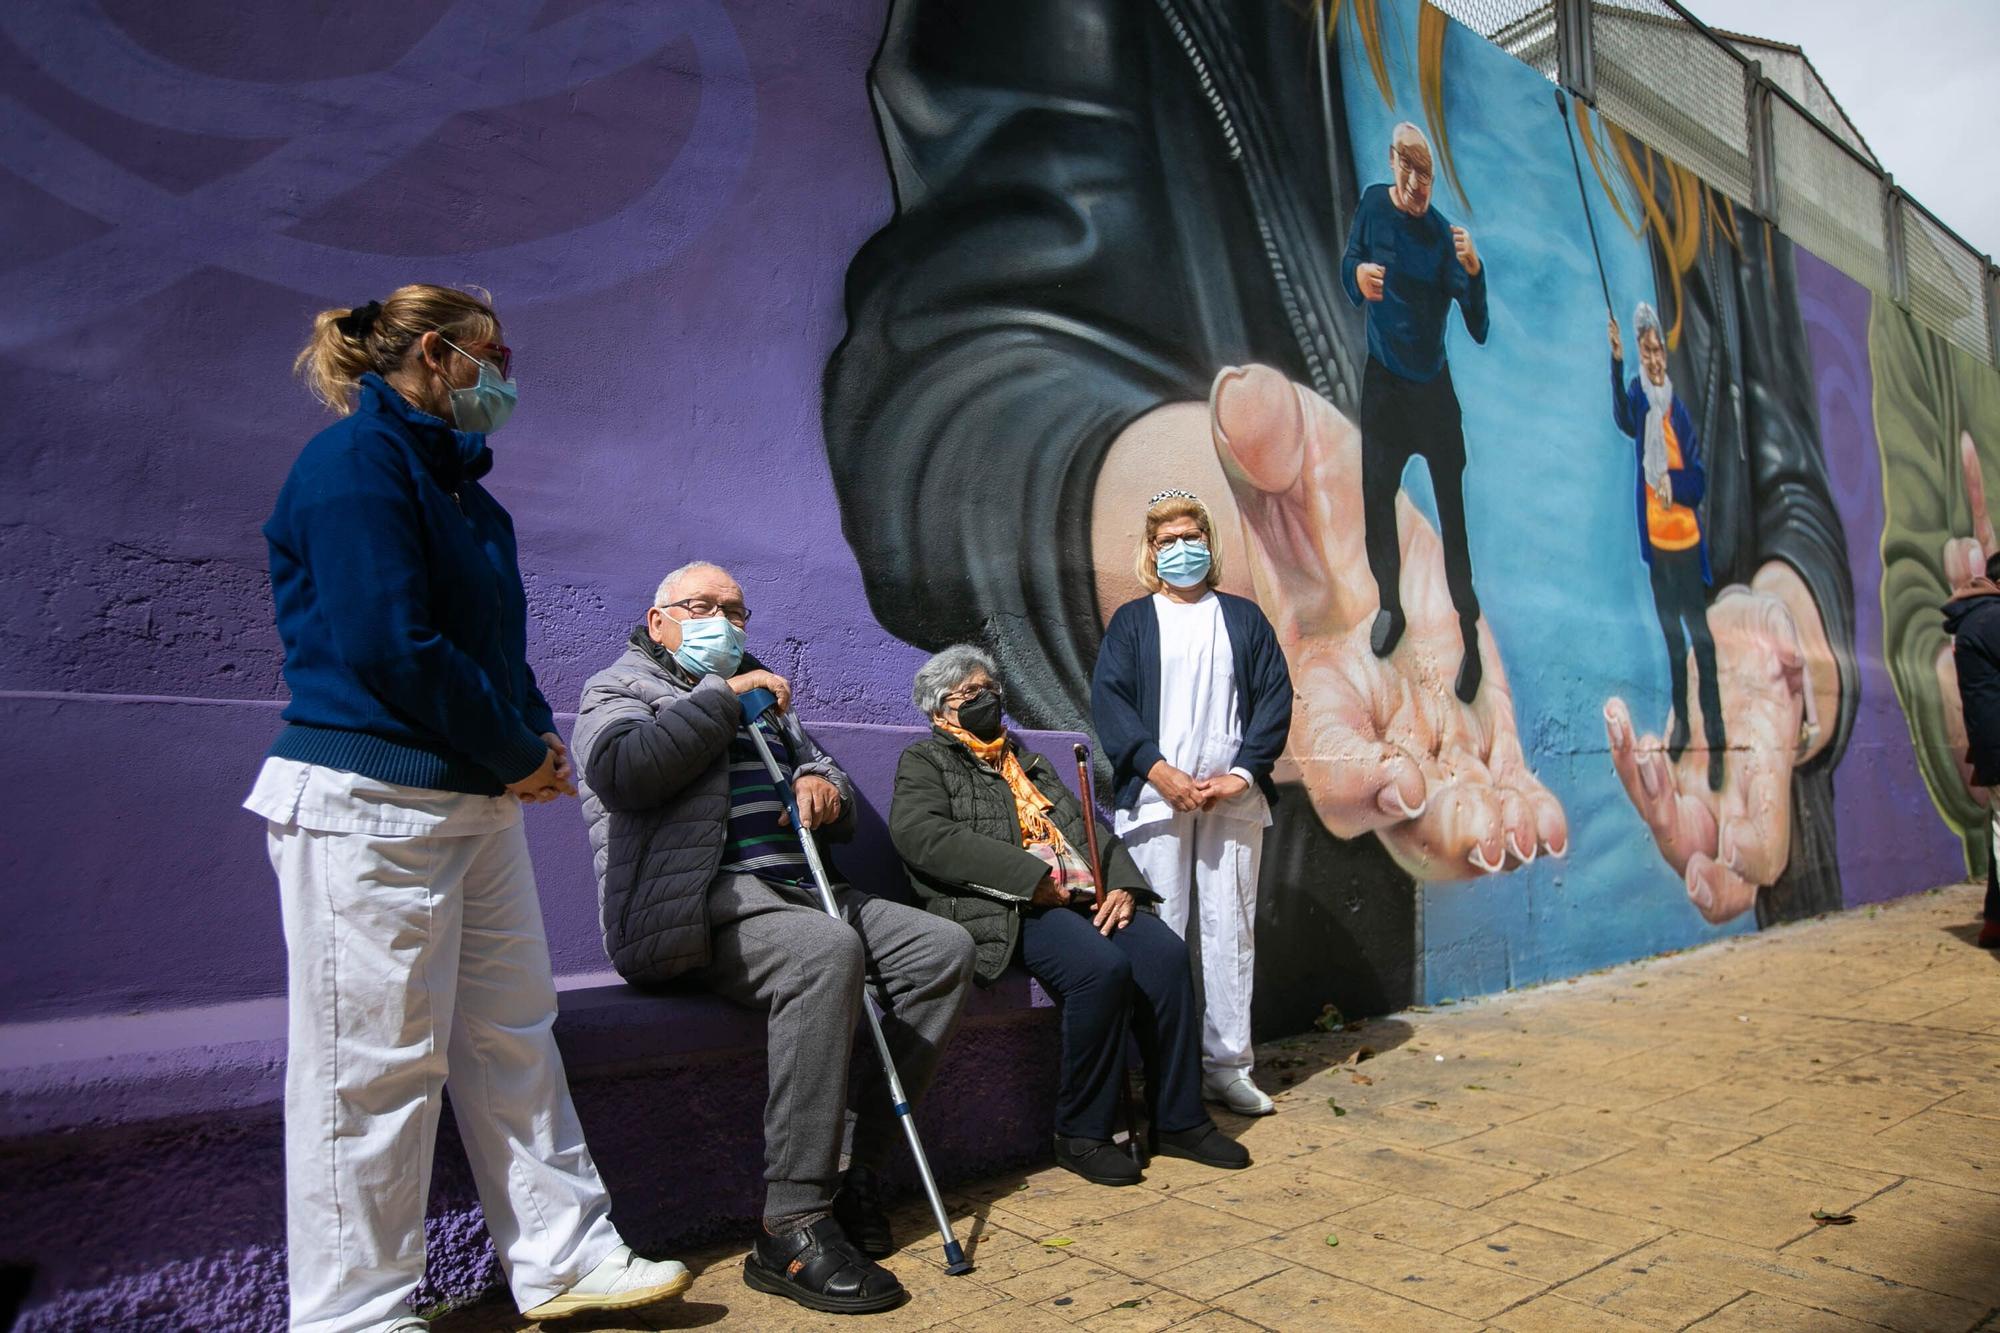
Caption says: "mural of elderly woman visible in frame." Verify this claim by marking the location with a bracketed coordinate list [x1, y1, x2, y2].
[888, 646, 1252, 1187]
[1580, 121, 1858, 930]
[1608, 301, 1729, 794]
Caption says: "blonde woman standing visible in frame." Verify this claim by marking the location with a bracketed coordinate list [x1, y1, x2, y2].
[1090, 491, 1294, 1116]
[245, 285, 687, 1332]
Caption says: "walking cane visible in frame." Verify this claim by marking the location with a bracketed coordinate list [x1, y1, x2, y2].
[737, 688, 973, 1276]
[1073, 743, 1149, 1165]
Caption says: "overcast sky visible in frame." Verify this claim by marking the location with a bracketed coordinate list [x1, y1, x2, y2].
[1689, 0, 2000, 260]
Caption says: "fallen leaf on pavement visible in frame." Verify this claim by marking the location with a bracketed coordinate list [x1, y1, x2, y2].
[1810, 1210, 1856, 1226]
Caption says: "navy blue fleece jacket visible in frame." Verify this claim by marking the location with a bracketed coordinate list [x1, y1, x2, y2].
[262, 374, 554, 794]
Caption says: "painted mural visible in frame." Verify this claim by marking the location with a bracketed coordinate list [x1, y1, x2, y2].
[820, 0, 1974, 1016]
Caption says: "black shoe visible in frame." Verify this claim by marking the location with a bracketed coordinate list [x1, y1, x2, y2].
[1054, 1133, 1143, 1186]
[1707, 745, 1725, 793]
[1667, 713, 1692, 761]
[1370, 607, 1406, 657]
[832, 1166, 894, 1260]
[1154, 1122, 1251, 1170]
[1453, 629, 1482, 704]
[743, 1216, 905, 1315]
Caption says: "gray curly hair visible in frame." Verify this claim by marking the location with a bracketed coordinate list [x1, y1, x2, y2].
[912, 644, 999, 717]
[1632, 301, 1664, 344]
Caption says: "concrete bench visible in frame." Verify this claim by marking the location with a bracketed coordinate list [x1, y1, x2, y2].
[0, 693, 1070, 1331]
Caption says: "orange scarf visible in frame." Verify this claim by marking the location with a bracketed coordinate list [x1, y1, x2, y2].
[939, 722, 1069, 849]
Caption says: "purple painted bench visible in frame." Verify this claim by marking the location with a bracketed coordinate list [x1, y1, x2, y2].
[0, 694, 1067, 1331]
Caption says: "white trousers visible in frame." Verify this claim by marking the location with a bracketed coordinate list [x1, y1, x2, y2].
[1120, 812, 1265, 1078]
[271, 816, 621, 1333]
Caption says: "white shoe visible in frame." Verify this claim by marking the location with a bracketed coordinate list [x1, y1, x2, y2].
[1203, 1072, 1276, 1116]
[522, 1244, 693, 1321]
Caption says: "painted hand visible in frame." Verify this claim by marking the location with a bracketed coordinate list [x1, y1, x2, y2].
[1936, 431, 1992, 804]
[1451, 226, 1480, 277]
[1608, 316, 1623, 362]
[1605, 587, 1814, 924]
[1356, 262, 1387, 302]
[1208, 363, 1567, 880]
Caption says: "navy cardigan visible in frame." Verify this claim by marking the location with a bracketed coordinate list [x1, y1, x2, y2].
[262, 373, 555, 795]
[1091, 591, 1294, 811]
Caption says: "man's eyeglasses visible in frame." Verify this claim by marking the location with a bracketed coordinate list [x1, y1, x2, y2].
[663, 597, 752, 627]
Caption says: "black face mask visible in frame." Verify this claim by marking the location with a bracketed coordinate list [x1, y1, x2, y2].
[955, 689, 1006, 742]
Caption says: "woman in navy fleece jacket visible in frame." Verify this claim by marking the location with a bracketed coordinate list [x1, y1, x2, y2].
[243, 285, 688, 1329]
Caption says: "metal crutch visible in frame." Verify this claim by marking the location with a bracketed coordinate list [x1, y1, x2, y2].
[736, 687, 973, 1276]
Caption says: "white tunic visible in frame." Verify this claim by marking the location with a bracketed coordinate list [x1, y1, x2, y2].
[1115, 592, 1272, 834]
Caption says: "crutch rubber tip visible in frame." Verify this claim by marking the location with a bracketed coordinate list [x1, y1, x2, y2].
[942, 1242, 972, 1276]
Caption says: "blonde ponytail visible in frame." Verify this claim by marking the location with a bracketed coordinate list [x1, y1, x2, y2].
[293, 284, 499, 415]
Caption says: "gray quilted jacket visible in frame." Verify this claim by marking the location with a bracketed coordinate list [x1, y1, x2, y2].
[572, 634, 856, 985]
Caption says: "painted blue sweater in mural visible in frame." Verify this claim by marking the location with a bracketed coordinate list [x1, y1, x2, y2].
[262, 374, 555, 795]
[1340, 183, 1489, 382]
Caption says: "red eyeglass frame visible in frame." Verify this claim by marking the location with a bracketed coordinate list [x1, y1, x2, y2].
[458, 339, 513, 380]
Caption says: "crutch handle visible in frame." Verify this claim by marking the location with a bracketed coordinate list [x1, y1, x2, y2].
[738, 686, 780, 724]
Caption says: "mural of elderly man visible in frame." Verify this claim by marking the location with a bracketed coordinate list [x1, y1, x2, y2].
[1341, 121, 1490, 703]
[1609, 301, 1728, 794]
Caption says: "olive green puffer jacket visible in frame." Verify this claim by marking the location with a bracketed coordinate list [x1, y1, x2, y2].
[889, 729, 1154, 984]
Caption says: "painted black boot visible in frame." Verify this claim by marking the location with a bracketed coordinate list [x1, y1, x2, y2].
[1453, 619, 1482, 703]
[1371, 606, 1407, 657]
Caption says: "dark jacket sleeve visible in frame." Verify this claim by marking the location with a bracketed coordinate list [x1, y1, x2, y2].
[1452, 244, 1490, 345]
[1611, 360, 1639, 437]
[1667, 399, 1706, 506]
[1230, 600, 1294, 786]
[580, 673, 741, 814]
[889, 746, 1049, 902]
[292, 436, 549, 783]
[1091, 602, 1163, 788]
[823, 0, 1212, 736]
[1340, 192, 1372, 307]
[520, 663, 557, 739]
[786, 715, 859, 843]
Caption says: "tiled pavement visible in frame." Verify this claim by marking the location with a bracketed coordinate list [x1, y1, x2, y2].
[441, 882, 2000, 1331]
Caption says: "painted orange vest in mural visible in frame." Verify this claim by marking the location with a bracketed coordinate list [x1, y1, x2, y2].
[1646, 415, 1702, 552]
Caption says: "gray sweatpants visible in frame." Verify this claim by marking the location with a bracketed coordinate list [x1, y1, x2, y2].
[693, 873, 976, 1219]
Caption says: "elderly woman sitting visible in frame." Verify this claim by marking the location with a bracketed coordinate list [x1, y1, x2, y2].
[889, 645, 1250, 1186]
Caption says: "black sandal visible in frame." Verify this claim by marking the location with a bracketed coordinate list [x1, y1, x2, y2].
[743, 1216, 905, 1315]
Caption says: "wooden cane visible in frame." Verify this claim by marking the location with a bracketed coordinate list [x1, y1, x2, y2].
[1072, 743, 1105, 894]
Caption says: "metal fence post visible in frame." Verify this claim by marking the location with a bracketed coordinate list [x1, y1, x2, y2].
[1744, 62, 1778, 222]
[1554, 0, 1593, 103]
[1883, 176, 1910, 309]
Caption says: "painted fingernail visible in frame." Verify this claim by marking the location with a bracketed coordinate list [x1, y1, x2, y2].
[1468, 845, 1505, 874]
[1637, 756, 1661, 798]
[1546, 836, 1569, 859]
[1377, 784, 1425, 820]
[1509, 834, 1537, 865]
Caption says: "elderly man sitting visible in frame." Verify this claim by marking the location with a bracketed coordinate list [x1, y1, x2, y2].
[572, 561, 976, 1317]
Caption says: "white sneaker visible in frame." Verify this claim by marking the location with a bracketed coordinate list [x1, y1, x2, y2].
[1203, 1072, 1276, 1116]
[522, 1244, 693, 1321]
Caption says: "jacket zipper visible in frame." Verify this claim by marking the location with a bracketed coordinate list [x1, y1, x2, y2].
[1153, 0, 1344, 407]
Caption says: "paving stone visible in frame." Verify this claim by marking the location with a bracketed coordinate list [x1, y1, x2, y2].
[1327, 1191, 1514, 1252]
[1853, 1176, 2000, 1240]
[1017, 1196, 1277, 1279]
[1446, 1223, 1626, 1284]
[1524, 1148, 1878, 1248]
[1486, 1292, 1662, 1332]
[1783, 1211, 2000, 1305]
[1031, 1273, 1202, 1329]
[1472, 1194, 1670, 1252]
[1209, 1262, 1485, 1332]
[1305, 1135, 1539, 1209]
[1258, 1226, 1548, 1320]
[1683, 1291, 1887, 1332]
[1166, 1161, 1385, 1229]
[1147, 1248, 1294, 1302]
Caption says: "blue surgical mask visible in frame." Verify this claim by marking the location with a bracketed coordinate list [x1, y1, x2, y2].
[440, 337, 519, 435]
[1156, 538, 1212, 588]
[672, 614, 746, 678]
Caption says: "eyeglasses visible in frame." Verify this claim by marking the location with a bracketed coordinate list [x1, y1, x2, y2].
[439, 333, 513, 380]
[944, 682, 1001, 707]
[663, 597, 751, 627]
[1151, 533, 1209, 553]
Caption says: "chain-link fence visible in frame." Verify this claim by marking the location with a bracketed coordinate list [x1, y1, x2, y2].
[1444, 0, 1997, 364]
